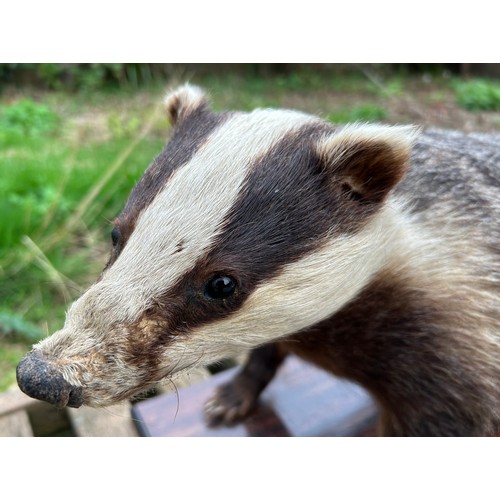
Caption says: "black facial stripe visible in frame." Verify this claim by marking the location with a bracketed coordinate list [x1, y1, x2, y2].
[146, 121, 378, 343]
[135, 118, 387, 370]
[105, 109, 232, 268]
[204, 122, 346, 286]
[124, 109, 231, 221]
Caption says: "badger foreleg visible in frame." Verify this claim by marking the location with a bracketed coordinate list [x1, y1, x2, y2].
[204, 343, 287, 426]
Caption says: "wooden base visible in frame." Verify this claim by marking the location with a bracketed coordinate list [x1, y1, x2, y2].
[132, 356, 379, 437]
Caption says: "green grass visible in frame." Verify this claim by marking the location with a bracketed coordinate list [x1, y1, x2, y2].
[327, 104, 387, 124]
[199, 69, 391, 111]
[0, 93, 168, 390]
[453, 78, 500, 111]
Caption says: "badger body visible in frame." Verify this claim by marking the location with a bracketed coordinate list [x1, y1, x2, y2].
[16, 85, 500, 436]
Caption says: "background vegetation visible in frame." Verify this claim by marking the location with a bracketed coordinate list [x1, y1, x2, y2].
[1, 63, 500, 391]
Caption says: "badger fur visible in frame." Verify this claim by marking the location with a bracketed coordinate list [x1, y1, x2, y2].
[17, 84, 500, 436]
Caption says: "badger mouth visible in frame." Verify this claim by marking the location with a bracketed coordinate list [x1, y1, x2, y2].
[16, 352, 84, 409]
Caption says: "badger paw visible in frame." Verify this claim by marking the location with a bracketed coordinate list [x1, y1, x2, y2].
[204, 380, 259, 427]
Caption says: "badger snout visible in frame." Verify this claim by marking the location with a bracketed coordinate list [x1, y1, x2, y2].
[16, 352, 83, 409]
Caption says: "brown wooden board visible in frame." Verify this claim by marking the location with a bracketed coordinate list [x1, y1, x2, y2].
[132, 356, 379, 437]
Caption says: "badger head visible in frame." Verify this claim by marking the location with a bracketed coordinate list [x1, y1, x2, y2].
[16, 84, 417, 408]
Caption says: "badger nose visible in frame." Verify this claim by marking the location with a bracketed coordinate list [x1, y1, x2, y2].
[16, 352, 83, 408]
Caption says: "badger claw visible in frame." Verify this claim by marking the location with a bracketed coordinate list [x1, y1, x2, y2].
[204, 381, 258, 426]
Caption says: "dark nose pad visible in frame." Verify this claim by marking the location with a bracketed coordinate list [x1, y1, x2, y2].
[16, 352, 83, 408]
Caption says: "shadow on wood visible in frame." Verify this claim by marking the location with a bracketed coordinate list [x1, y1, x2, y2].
[132, 356, 379, 437]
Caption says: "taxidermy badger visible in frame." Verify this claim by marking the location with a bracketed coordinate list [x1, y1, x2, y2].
[17, 84, 500, 436]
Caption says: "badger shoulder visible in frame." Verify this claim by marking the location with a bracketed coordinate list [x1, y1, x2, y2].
[283, 127, 500, 435]
[385, 126, 500, 298]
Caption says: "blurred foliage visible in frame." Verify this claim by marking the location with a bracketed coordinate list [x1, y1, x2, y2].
[453, 79, 500, 111]
[3, 63, 109, 91]
[0, 99, 60, 142]
[0, 310, 42, 342]
[0, 63, 486, 93]
[0, 63, 175, 92]
[328, 104, 387, 124]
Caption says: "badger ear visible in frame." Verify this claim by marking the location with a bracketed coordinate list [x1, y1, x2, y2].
[317, 123, 420, 204]
[164, 84, 210, 126]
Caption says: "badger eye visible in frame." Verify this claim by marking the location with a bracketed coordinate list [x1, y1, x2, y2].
[205, 275, 237, 300]
[111, 226, 120, 247]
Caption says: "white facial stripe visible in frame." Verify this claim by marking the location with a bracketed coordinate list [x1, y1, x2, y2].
[71, 109, 314, 324]
[167, 203, 407, 368]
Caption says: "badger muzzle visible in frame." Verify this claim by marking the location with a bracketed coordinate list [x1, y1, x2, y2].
[16, 352, 83, 408]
